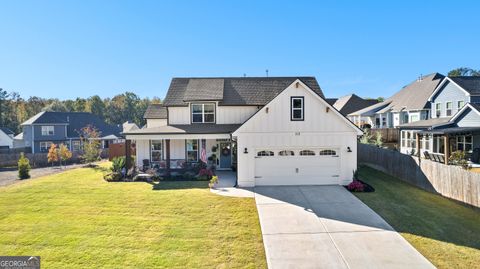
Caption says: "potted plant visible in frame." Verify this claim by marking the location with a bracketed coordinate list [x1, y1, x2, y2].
[209, 175, 219, 188]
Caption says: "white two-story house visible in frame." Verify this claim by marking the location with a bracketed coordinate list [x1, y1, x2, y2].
[124, 77, 362, 187]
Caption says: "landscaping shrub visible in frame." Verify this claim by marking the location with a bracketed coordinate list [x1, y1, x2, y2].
[449, 150, 470, 169]
[111, 157, 126, 173]
[347, 180, 365, 192]
[196, 168, 213, 180]
[103, 172, 122, 182]
[18, 153, 31, 179]
[209, 175, 219, 188]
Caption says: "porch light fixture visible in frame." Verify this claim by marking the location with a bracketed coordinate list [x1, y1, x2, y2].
[347, 147, 352, 153]
[244, 147, 248, 154]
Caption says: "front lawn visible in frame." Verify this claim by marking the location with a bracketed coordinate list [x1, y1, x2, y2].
[355, 166, 480, 269]
[0, 164, 266, 268]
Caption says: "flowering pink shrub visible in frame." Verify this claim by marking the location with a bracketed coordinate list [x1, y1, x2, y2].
[347, 180, 365, 192]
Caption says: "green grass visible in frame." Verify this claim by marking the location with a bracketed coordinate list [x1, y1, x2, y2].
[0, 164, 266, 268]
[355, 166, 480, 269]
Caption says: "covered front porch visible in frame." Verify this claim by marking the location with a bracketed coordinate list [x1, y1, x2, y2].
[407, 127, 480, 165]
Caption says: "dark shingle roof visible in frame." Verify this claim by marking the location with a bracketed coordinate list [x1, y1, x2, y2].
[21, 112, 121, 138]
[0, 127, 14, 135]
[331, 94, 379, 116]
[144, 104, 167, 119]
[124, 124, 241, 135]
[398, 117, 451, 128]
[163, 77, 324, 106]
[325, 98, 338, 105]
[449, 76, 480, 95]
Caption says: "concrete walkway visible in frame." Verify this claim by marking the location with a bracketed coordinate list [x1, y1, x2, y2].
[210, 171, 255, 198]
[255, 186, 435, 269]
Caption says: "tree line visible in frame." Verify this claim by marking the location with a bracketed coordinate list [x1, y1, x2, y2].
[0, 90, 161, 134]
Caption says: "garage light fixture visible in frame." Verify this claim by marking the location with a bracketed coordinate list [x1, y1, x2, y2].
[347, 147, 352, 153]
[244, 148, 248, 154]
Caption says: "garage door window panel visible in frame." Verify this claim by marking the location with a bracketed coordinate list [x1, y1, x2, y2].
[279, 150, 295, 156]
[257, 150, 274, 156]
[319, 149, 337, 156]
[299, 150, 315, 156]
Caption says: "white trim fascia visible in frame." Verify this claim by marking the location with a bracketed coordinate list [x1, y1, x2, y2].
[233, 79, 363, 136]
[449, 103, 480, 123]
[428, 77, 471, 102]
[125, 133, 230, 140]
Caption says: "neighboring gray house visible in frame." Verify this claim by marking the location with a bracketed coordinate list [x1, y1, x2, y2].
[348, 73, 445, 128]
[20, 111, 122, 153]
[399, 76, 480, 163]
[329, 94, 378, 116]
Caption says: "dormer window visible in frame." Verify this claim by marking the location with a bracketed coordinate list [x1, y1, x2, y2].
[291, 97, 304, 121]
[191, 103, 215, 123]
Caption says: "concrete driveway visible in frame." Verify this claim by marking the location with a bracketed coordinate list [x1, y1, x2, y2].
[254, 186, 435, 269]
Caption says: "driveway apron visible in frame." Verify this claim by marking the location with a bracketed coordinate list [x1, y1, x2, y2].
[254, 185, 435, 269]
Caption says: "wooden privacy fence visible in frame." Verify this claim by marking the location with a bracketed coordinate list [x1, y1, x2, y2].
[108, 143, 136, 161]
[369, 128, 399, 143]
[358, 143, 480, 208]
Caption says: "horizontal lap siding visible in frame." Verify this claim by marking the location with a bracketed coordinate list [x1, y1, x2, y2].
[358, 143, 480, 208]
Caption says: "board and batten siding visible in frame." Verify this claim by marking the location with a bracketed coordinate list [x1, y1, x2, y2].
[432, 81, 469, 118]
[233, 80, 360, 187]
[167, 105, 259, 125]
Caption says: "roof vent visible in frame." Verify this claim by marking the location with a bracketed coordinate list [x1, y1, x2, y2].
[417, 74, 423, 81]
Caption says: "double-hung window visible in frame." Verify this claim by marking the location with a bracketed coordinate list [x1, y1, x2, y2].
[435, 103, 441, 117]
[40, 141, 52, 152]
[457, 135, 473, 153]
[191, 104, 215, 123]
[291, 97, 304, 121]
[72, 141, 81, 151]
[446, 102, 453, 116]
[151, 140, 163, 162]
[186, 139, 199, 162]
[458, 101, 465, 110]
[41, 126, 54, 136]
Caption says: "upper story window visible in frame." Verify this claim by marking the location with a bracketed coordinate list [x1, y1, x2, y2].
[191, 104, 215, 123]
[291, 97, 304, 121]
[446, 102, 453, 116]
[41, 126, 54, 136]
[435, 103, 441, 118]
[458, 101, 465, 110]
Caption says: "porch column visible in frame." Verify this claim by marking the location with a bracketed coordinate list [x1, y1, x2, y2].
[416, 133, 421, 158]
[444, 134, 449, 165]
[125, 139, 132, 169]
[165, 139, 171, 175]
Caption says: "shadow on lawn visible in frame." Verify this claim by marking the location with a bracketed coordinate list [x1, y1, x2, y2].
[147, 180, 208, 191]
[357, 166, 480, 251]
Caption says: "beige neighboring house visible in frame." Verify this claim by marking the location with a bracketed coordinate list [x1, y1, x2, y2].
[348, 73, 445, 128]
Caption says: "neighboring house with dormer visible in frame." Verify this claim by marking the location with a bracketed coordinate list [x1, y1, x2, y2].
[0, 127, 15, 149]
[124, 77, 362, 187]
[20, 111, 122, 153]
[348, 73, 445, 128]
[399, 76, 480, 164]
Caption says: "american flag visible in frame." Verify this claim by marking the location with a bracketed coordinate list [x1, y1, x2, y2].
[200, 139, 207, 163]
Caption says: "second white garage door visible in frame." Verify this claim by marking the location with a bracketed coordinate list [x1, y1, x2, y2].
[254, 148, 340, 186]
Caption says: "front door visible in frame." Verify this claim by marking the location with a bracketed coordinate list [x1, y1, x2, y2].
[219, 142, 232, 169]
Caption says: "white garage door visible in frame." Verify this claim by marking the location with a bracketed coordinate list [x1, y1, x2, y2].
[254, 148, 340, 186]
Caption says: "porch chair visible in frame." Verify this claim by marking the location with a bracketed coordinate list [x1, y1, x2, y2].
[142, 159, 150, 171]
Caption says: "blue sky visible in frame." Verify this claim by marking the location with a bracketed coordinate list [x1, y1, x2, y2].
[0, 0, 479, 100]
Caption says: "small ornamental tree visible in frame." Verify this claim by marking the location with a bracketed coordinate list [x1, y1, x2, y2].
[47, 143, 59, 166]
[79, 125, 102, 165]
[59, 144, 73, 167]
[18, 153, 31, 179]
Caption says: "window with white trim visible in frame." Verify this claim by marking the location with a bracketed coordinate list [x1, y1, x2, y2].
[41, 126, 54, 136]
[72, 141, 81, 151]
[191, 104, 215, 123]
[446, 102, 453, 116]
[257, 150, 274, 156]
[40, 141, 53, 152]
[151, 140, 163, 162]
[458, 101, 465, 110]
[299, 150, 315, 156]
[291, 97, 304, 121]
[457, 135, 473, 153]
[435, 103, 441, 118]
[186, 139, 199, 162]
